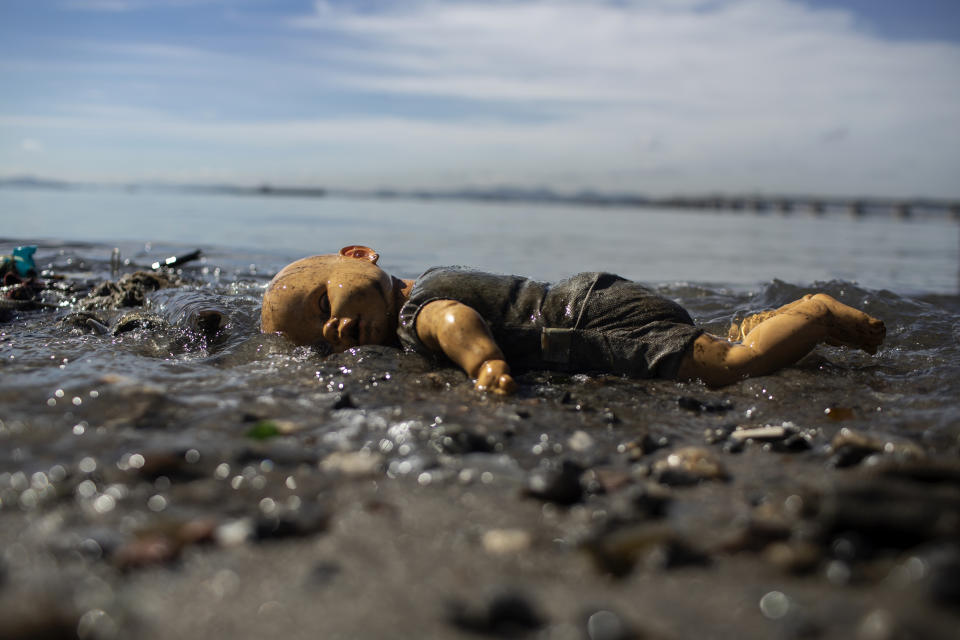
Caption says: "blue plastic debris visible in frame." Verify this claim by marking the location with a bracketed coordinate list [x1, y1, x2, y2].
[12, 245, 37, 277]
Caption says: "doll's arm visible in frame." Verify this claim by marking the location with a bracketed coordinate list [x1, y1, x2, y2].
[415, 300, 517, 395]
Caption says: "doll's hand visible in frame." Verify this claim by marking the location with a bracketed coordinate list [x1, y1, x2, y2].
[475, 359, 517, 395]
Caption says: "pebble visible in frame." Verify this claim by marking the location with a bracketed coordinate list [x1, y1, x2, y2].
[763, 540, 822, 574]
[331, 392, 356, 410]
[582, 468, 634, 495]
[617, 433, 669, 460]
[829, 428, 925, 468]
[583, 609, 636, 640]
[320, 451, 384, 477]
[482, 529, 532, 555]
[524, 459, 585, 505]
[582, 521, 706, 577]
[446, 589, 545, 636]
[813, 477, 960, 548]
[433, 425, 497, 454]
[567, 430, 594, 452]
[677, 396, 734, 413]
[254, 503, 330, 540]
[652, 447, 729, 486]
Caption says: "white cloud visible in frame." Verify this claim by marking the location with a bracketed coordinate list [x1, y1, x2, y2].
[277, 0, 960, 195]
[6, 0, 960, 196]
[20, 139, 44, 153]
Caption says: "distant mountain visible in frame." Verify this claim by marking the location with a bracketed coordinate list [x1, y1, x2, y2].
[0, 176, 74, 189]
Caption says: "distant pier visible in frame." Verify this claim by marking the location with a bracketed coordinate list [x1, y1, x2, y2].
[641, 195, 960, 220]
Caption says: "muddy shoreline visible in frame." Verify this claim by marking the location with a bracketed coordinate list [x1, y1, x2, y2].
[1, 248, 959, 639]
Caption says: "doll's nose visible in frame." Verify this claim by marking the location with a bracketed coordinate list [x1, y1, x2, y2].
[322, 316, 357, 345]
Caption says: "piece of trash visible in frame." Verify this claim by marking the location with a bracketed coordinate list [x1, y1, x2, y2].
[111, 247, 121, 278]
[246, 420, 281, 440]
[1, 245, 38, 279]
[151, 249, 202, 270]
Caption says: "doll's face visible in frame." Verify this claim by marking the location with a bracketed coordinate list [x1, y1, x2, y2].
[261, 251, 396, 351]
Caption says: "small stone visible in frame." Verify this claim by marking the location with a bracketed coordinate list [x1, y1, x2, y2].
[583, 468, 634, 495]
[332, 392, 356, 410]
[582, 521, 705, 577]
[567, 430, 594, 452]
[524, 460, 584, 505]
[678, 396, 733, 413]
[618, 433, 668, 460]
[434, 425, 496, 454]
[583, 609, 636, 640]
[652, 447, 729, 486]
[255, 503, 329, 540]
[829, 428, 925, 468]
[482, 529, 532, 555]
[320, 450, 383, 477]
[447, 589, 545, 636]
[215, 519, 253, 547]
[113, 535, 179, 570]
[730, 425, 789, 442]
[764, 541, 821, 574]
[601, 410, 620, 424]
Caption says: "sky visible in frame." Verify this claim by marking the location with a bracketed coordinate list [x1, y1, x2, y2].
[1, 0, 959, 198]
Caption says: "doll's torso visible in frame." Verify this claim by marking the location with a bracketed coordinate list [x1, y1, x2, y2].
[397, 267, 703, 379]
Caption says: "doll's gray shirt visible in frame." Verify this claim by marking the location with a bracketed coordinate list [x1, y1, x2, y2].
[397, 267, 702, 379]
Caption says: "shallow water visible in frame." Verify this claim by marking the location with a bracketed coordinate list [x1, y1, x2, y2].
[1, 192, 959, 638]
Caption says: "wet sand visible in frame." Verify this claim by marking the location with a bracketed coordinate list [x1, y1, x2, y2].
[1, 247, 959, 639]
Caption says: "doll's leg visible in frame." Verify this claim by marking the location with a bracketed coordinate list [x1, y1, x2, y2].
[680, 294, 885, 387]
[727, 295, 816, 341]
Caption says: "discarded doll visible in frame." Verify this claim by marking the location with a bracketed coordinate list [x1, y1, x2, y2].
[260, 246, 885, 393]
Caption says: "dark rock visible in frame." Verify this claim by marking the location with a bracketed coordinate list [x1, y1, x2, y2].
[771, 432, 813, 452]
[238, 441, 319, 467]
[923, 545, 960, 607]
[828, 428, 925, 468]
[129, 448, 208, 481]
[704, 424, 737, 445]
[447, 589, 545, 637]
[677, 396, 733, 413]
[810, 477, 960, 549]
[433, 425, 497, 454]
[620, 483, 672, 519]
[601, 410, 620, 424]
[583, 521, 707, 577]
[332, 392, 356, 410]
[617, 433, 669, 460]
[254, 503, 330, 540]
[524, 459, 584, 505]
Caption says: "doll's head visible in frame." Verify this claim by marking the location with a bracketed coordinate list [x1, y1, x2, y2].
[261, 245, 399, 351]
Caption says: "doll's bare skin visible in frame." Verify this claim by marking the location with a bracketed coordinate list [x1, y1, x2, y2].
[261, 247, 885, 393]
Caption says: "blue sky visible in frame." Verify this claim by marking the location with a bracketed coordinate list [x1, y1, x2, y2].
[1, 0, 959, 197]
